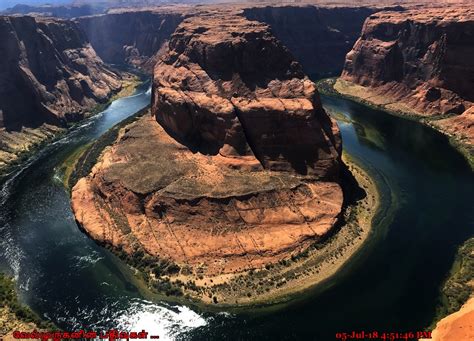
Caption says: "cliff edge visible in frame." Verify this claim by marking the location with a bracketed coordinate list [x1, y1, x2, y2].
[422, 297, 474, 341]
[0, 15, 122, 129]
[338, 6, 474, 158]
[0, 15, 123, 178]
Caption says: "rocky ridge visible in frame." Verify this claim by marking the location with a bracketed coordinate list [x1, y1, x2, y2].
[76, 4, 400, 78]
[0, 15, 124, 178]
[1, 4, 106, 18]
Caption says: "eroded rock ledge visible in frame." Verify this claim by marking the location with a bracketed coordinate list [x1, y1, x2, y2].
[0, 15, 122, 130]
[0, 15, 126, 178]
[71, 13, 354, 304]
[339, 7, 474, 153]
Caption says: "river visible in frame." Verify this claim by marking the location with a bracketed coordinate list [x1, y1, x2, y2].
[0, 84, 473, 340]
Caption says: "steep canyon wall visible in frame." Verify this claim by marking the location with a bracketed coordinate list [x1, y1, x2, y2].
[339, 7, 474, 149]
[242, 5, 383, 78]
[77, 10, 186, 70]
[0, 15, 121, 130]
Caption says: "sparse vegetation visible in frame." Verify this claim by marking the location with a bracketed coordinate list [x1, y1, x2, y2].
[436, 237, 474, 323]
[102, 243, 186, 298]
[57, 144, 91, 188]
[68, 106, 150, 189]
[0, 273, 54, 331]
[0, 125, 65, 184]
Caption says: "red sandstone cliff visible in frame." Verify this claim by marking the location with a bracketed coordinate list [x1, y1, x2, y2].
[153, 12, 342, 178]
[340, 7, 474, 149]
[0, 15, 121, 130]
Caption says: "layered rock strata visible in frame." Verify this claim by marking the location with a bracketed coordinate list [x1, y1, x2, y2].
[152, 13, 342, 178]
[72, 113, 343, 276]
[71, 13, 345, 300]
[339, 7, 474, 148]
[0, 15, 122, 130]
[76, 4, 399, 76]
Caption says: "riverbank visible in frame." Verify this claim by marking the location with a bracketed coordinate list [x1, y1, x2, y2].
[69, 107, 380, 308]
[432, 237, 474, 327]
[0, 72, 143, 336]
[0, 71, 142, 185]
[422, 237, 474, 340]
[0, 125, 66, 181]
[316, 78, 474, 339]
[0, 274, 52, 338]
[423, 297, 474, 341]
[316, 78, 474, 169]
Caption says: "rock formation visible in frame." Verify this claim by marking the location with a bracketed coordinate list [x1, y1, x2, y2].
[339, 7, 474, 147]
[77, 4, 404, 77]
[0, 15, 121, 130]
[242, 5, 387, 78]
[420, 297, 474, 341]
[77, 10, 186, 70]
[71, 12, 345, 302]
[153, 12, 342, 177]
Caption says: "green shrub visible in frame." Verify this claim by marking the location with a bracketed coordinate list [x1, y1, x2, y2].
[0, 273, 54, 329]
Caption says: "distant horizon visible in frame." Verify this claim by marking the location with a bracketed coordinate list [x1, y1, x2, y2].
[1, 0, 471, 12]
[0, 0, 72, 10]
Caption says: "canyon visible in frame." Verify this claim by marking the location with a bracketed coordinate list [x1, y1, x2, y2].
[242, 5, 388, 78]
[73, 3, 474, 166]
[75, 4, 399, 77]
[0, 0, 471, 335]
[0, 15, 124, 176]
[0, 3, 391, 178]
[0, 15, 122, 129]
[76, 9, 186, 69]
[337, 6, 474, 161]
[0, 2, 415, 136]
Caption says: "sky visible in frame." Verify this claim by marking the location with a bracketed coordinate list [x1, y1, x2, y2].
[0, 0, 72, 10]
